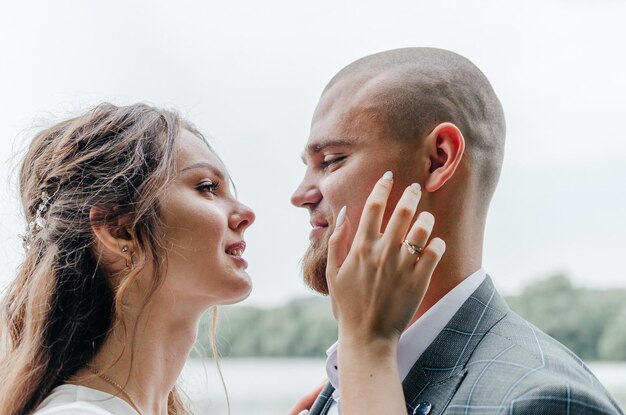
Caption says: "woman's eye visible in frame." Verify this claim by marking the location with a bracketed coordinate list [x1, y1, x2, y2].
[321, 156, 346, 170]
[197, 180, 220, 195]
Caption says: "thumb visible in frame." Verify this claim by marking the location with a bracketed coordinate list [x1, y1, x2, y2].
[327, 206, 350, 278]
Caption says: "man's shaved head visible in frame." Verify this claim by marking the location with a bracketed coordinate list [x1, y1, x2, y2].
[322, 47, 506, 202]
[297, 48, 506, 295]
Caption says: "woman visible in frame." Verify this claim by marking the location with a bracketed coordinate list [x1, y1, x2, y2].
[0, 103, 444, 414]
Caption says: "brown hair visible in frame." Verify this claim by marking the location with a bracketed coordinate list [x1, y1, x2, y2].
[0, 103, 200, 414]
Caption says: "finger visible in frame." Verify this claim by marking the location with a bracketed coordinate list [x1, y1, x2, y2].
[399, 211, 435, 268]
[412, 237, 446, 291]
[287, 380, 327, 415]
[354, 171, 394, 242]
[382, 183, 422, 249]
[327, 206, 351, 278]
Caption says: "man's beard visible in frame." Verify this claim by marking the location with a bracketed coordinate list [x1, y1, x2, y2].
[301, 232, 330, 295]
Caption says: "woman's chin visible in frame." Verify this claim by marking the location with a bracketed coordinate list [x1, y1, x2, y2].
[218, 275, 253, 305]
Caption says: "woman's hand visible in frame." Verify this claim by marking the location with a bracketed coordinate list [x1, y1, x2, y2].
[326, 171, 445, 415]
[327, 171, 445, 345]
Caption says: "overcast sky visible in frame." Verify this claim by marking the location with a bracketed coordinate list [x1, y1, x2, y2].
[1, 0, 625, 306]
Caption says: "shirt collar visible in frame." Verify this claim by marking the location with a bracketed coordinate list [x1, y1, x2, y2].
[325, 268, 487, 400]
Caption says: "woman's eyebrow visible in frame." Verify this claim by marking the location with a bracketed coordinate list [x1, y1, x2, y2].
[180, 162, 227, 181]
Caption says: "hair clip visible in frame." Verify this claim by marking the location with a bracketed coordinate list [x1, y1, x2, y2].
[20, 183, 61, 250]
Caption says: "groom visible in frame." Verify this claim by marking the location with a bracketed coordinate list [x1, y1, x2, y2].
[291, 48, 622, 414]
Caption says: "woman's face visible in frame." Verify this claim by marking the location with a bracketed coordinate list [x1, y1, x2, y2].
[157, 129, 255, 306]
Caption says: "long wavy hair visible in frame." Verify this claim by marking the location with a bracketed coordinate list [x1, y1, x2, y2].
[0, 103, 206, 414]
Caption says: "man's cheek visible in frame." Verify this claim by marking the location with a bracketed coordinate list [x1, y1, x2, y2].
[320, 172, 354, 198]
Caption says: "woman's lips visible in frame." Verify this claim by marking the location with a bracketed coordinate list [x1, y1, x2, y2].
[226, 241, 248, 269]
[229, 255, 248, 269]
[226, 241, 246, 255]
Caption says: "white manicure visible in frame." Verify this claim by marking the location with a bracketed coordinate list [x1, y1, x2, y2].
[411, 182, 421, 190]
[336, 206, 347, 227]
[382, 171, 393, 181]
[298, 411, 309, 415]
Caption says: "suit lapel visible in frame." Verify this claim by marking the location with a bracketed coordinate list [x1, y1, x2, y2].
[309, 277, 510, 415]
[402, 276, 509, 414]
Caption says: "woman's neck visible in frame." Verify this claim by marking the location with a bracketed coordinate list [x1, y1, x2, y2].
[74, 297, 204, 415]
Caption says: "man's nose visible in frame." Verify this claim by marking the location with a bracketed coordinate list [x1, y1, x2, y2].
[291, 178, 322, 208]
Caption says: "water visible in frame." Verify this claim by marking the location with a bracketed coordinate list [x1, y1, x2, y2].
[179, 358, 626, 414]
[180, 358, 326, 414]
[587, 362, 626, 410]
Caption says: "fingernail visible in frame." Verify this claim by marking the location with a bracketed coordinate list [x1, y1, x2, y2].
[336, 206, 347, 227]
[382, 171, 393, 181]
[411, 183, 421, 191]
[298, 411, 309, 415]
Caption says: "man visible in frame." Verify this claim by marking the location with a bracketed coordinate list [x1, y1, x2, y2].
[291, 48, 622, 415]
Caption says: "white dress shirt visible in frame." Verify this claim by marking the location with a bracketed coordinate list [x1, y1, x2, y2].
[325, 268, 487, 414]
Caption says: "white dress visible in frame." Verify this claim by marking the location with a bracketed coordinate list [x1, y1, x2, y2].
[34, 384, 139, 415]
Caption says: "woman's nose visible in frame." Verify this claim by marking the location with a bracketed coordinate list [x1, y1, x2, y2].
[230, 202, 255, 231]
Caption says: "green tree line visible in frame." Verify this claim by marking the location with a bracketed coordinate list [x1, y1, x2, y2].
[194, 274, 626, 360]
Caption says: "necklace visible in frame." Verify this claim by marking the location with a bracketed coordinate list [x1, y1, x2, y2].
[87, 366, 143, 415]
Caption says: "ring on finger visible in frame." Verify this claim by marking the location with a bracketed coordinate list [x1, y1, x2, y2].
[403, 239, 423, 255]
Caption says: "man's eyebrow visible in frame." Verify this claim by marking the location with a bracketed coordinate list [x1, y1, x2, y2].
[180, 162, 227, 181]
[300, 138, 355, 164]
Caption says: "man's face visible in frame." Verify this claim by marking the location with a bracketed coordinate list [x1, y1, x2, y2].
[291, 80, 420, 294]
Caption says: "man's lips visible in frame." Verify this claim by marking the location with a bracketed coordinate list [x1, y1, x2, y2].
[309, 220, 329, 238]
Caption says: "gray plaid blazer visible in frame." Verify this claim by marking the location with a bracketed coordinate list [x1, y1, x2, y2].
[309, 276, 623, 415]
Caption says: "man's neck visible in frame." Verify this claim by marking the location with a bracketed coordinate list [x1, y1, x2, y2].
[410, 231, 483, 325]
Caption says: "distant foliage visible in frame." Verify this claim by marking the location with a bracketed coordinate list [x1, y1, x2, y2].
[598, 306, 626, 360]
[194, 297, 338, 358]
[505, 274, 626, 360]
[193, 275, 626, 360]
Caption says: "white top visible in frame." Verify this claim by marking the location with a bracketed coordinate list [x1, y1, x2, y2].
[34, 384, 139, 415]
[325, 268, 487, 414]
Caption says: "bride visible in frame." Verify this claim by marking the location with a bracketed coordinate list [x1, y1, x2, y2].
[0, 103, 444, 415]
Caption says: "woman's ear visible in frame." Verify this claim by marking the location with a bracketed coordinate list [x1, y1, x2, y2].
[422, 122, 465, 192]
[89, 206, 135, 261]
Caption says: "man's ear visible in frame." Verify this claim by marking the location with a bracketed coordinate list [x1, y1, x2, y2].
[89, 206, 135, 260]
[422, 122, 465, 192]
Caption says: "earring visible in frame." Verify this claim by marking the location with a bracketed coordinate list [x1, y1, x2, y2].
[125, 252, 138, 269]
[121, 245, 129, 253]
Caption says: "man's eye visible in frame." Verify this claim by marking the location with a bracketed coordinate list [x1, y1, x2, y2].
[321, 156, 346, 169]
[197, 180, 220, 195]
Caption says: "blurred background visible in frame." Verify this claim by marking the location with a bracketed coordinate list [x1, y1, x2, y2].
[1, 0, 624, 413]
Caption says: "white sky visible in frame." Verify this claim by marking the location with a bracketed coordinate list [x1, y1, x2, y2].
[0, 0, 625, 306]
